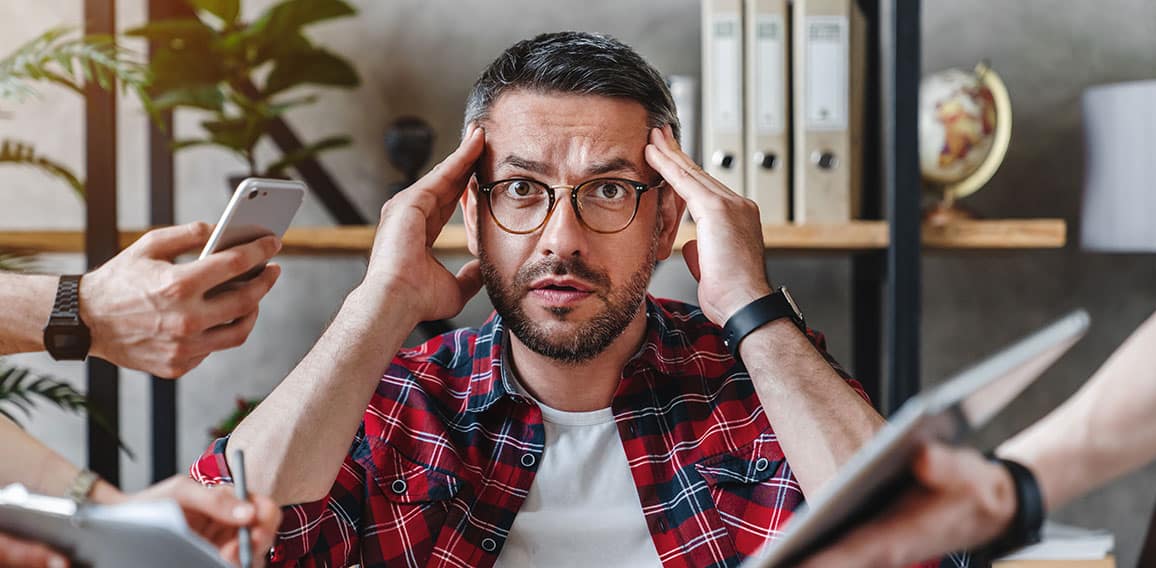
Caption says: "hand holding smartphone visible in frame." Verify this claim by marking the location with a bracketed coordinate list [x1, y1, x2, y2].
[201, 178, 305, 291]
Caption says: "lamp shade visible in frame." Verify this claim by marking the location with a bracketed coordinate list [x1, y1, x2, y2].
[1081, 80, 1156, 252]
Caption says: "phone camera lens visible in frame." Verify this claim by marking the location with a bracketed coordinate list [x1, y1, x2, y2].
[248, 189, 258, 200]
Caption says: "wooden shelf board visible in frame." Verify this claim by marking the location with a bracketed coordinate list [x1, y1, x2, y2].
[0, 219, 1066, 256]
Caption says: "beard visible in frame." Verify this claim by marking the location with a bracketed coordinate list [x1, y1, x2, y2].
[480, 244, 657, 365]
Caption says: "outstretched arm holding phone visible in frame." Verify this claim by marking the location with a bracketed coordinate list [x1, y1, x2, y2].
[0, 222, 281, 377]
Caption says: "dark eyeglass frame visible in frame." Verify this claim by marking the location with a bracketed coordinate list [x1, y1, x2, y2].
[477, 177, 666, 235]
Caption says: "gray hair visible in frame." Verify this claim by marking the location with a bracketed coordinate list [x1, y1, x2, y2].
[463, 31, 680, 142]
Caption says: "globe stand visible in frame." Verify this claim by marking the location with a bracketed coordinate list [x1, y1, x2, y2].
[923, 192, 978, 226]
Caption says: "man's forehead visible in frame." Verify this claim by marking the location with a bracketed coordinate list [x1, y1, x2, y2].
[482, 91, 652, 176]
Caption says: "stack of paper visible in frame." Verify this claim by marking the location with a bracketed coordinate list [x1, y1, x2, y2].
[995, 521, 1115, 567]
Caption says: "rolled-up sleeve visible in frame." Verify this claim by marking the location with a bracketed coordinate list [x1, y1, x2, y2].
[191, 432, 368, 567]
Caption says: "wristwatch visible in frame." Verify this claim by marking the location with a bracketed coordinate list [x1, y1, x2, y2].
[42, 274, 92, 361]
[722, 287, 805, 360]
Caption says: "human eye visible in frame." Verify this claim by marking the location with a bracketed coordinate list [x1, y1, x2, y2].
[586, 180, 633, 202]
[501, 180, 542, 200]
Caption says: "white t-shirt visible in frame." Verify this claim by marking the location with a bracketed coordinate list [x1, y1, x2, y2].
[494, 379, 663, 567]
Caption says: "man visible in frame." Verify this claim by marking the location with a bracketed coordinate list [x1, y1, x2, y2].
[192, 32, 909, 567]
[801, 308, 1156, 567]
[0, 222, 283, 566]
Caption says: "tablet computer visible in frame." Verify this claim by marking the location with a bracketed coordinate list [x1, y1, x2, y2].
[741, 309, 1090, 567]
[0, 484, 231, 567]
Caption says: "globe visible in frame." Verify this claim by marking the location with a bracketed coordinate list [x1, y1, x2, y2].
[918, 62, 1012, 221]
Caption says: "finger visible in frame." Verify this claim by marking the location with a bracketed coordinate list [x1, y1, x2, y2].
[644, 137, 716, 207]
[219, 540, 241, 566]
[181, 236, 282, 293]
[171, 483, 256, 529]
[455, 259, 484, 303]
[201, 264, 280, 327]
[914, 443, 975, 492]
[682, 240, 702, 282]
[201, 309, 260, 353]
[251, 495, 282, 543]
[650, 126, 735, 198]
[131, 222, 212, 261]
[409, 125, 486, 212]
[0, 531, 69, 567]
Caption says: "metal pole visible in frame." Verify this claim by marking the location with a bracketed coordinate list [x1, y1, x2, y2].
[882, 0, 922, 414]
[84, 0, 120, 484]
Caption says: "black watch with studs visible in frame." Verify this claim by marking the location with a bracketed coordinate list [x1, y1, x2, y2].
[721, 287, 805, 361]
[42, 275, 92, 361]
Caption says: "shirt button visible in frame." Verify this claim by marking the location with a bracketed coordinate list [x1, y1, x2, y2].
[520, 453, 536, 468]
[481, 537, 498, 552]
[754, 457, 770, 472]
[391, 479, 408, 494]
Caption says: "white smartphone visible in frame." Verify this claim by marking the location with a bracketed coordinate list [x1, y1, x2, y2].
[199, 177, 305, 282]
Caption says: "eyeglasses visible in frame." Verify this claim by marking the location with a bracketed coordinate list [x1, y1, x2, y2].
[478, 177, 664, 235]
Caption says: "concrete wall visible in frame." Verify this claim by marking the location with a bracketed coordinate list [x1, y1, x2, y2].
[2, 0, 1154, 565]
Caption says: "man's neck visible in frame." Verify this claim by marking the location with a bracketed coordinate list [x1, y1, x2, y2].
[507, 305, 649, 412]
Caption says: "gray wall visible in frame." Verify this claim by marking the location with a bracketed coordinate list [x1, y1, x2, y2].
[2, 0, 1154, 565]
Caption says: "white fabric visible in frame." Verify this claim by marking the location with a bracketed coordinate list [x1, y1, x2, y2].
[494, 386, 662, 567]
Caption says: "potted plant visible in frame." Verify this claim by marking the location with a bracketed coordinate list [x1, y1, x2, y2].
[127, 0, 361, 185]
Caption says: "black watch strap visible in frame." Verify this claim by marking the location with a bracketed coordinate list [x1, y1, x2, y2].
[721, 287, 805, 360]
[51, 274, 83, 317]
[981, 456, 1045, 560]
[43, 274, 91, 361]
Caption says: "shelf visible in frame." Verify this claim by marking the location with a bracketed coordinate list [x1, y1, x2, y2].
[0, 219, 1066, 256]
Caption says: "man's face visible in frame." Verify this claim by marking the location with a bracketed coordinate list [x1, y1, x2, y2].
[462, 91, 683, 364]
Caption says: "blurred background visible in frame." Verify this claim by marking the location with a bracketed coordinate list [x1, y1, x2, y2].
[1, 0, 1154, 564]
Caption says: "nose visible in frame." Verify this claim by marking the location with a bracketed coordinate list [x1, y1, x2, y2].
[537, 189, 589, 259]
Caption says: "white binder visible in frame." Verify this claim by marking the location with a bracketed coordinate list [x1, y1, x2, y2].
[792, 0, 864, 222]
[702, 0, 745, 195]
[744, 0, 790, 223]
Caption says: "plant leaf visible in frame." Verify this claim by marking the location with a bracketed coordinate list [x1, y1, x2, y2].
[150, 85, 225, 112]
[0, 251, 36, 272]
[0, 27, 148, 101]
[124, 19, 216, 48]
[202, 116, 264, 152]
[189, 0, 240, 26]
[263, 48, 359, 96]
[170, 138, 215, 150]
[264, 134, 349, 177]
[249, 0, 356, 42]
[0, 361, 135, 458]
[0, 139, 84, 197]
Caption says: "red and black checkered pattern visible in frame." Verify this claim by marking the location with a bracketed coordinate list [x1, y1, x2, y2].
[193, 297, 963, 568]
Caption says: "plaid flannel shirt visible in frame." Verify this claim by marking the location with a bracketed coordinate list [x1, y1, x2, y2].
[193, 296, 964, 568]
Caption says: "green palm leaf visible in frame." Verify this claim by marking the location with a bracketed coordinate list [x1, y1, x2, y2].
[0, 139, 84, 197]
[0, 27, 148, 102]
[0, 362, 135, 458]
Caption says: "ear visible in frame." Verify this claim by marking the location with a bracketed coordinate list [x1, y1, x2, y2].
[461, 175, 480, 257]
[654, 185, 686, 261]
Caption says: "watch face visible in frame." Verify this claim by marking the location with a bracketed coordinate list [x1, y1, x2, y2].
[44, 320, 91, 360]
[52, 334, 85, 351]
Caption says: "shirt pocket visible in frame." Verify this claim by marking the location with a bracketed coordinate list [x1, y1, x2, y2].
[353, 439, 466, 565]
[694, 435, 804, 558]
[365, 441, 463, 504]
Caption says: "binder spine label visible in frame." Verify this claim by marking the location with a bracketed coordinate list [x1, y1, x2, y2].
[804, 15, 849, 131]
[755, 14, 786, 135]
[712, 14, 743, 133]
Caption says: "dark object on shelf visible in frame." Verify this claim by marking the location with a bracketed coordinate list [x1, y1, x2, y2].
[384, 116, 435, 199]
